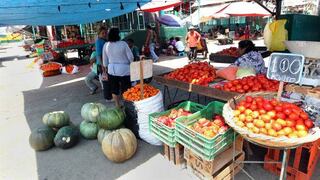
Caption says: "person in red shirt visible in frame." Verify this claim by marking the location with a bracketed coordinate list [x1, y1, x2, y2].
[185, 26, 201, 61]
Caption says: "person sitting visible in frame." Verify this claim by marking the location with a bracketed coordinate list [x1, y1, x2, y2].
[233, 40, 266, 74]
[166, 37, 176, 55]
[127, 39, 140, 61]
[174, 37, 185, 56]
[85, 46, 99, 94]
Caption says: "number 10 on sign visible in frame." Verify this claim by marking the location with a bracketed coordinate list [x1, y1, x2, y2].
[267, 53, 305, 99]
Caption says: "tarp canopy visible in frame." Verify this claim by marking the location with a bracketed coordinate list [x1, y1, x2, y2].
[217, 1, 272, 17]
[182, 4, 229, 25]
[0, 0, 150, 26]
[141, 0, 182, 12]
[157, 14, 183, 27]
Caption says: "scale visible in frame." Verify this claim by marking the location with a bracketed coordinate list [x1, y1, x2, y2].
[285, 41, 320, 87]
[300, 58, 320, 87]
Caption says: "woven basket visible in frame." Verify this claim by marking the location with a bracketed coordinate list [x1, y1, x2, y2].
[223, 91, 320, 148]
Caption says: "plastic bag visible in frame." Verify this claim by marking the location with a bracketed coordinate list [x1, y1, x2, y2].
[61, 65, 79, 74]
[216, 66, 238, 80]
[263, 20, 288, 51]
[134, 91, 164, 146]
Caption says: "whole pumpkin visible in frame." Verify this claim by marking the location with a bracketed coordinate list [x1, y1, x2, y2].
[29, 126, 55, 151]
[97, 125, 125, 144]
[81, 103, 107, 122]
[98, 108, 125, 130]
[102, 128, 137, 163]
[42, 111, 70, 129]
[80, 120, 99, 139]
[54, 126, 79, 149]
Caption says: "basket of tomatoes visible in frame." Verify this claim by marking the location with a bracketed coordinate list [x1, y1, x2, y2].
[40, 62, 62, 77]
[223, 92, 320, 148]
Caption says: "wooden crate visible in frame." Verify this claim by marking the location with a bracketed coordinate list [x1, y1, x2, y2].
[163, 143, 185, 165]
[184, 137, 244, 176]
[264, 139, 320, 180]
[187, 151, 245, 180]
[285, 84, 320, 98]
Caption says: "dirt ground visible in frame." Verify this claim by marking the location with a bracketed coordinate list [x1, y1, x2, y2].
[0, 42, 319, 180]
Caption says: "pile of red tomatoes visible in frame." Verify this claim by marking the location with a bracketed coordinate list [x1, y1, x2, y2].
[164, 62, 216, 86]
[215, 75, 280, 93]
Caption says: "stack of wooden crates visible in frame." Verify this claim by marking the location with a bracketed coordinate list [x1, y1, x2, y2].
[163, 137, 245, 180]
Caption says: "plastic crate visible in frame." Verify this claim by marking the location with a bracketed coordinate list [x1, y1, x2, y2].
[175, 101, 236, 160]
[149, 101, 205, 147]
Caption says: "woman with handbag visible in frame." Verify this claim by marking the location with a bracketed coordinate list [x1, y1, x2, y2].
[102, 28, 134, 107]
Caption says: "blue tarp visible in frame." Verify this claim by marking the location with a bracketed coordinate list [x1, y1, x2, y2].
[0, 0, 150, 25]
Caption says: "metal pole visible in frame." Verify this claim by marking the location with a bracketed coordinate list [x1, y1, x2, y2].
[276, 0, 282, 19]
[279, 149, 288, 180]
[32, 26, 36, 40]
[197, 0, 201, 28]
[189, 0, 192, 25]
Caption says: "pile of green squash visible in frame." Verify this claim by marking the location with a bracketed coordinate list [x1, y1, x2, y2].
[29, 102, 137, 163]
[29, 111, 79, 151]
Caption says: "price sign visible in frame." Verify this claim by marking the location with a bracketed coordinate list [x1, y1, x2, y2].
[267, 53, 305, 83]
[130, 60, 153, 81]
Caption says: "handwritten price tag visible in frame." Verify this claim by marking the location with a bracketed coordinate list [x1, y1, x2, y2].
[267, 53, 305, 83]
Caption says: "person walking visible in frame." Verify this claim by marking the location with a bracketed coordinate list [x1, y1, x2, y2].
[144, 25, 159, 62]
[102, 28, 134, 108]
[185, 26, 201, 61]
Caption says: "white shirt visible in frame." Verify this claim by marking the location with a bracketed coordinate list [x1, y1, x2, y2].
[102, 41, 134, 76]
[175, 41, 185, 51]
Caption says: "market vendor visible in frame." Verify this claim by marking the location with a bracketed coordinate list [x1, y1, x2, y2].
[233, 40, 267, 74]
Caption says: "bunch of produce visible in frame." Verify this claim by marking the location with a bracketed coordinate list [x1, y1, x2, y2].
[80, 103, 125, 140]
[123, 84, 159, 101]
[215, 74, 279, 93]
[40, 62, 62, 72]
[57, 39, 85, 48]
[216, 47, 240, 57]
[188, 115, 229, 138]
[29, 111, 80, 151]
[233, 96, 314, 138]
[157, 108, 192, 128]
[164, 62, 216, 86]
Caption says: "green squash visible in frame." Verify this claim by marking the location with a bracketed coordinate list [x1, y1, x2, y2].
[81, 103, 107, 122]
[80, 120, 99, 139]
[97, 108, 125, 130]
[97, 124, 125, 144]
[54, 126, 79, 149]
[29, 126, 55, 151]
[42, 111, 70, 129]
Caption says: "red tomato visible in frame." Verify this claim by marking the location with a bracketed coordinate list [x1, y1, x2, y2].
[250, 104, 258, 111]
[270, 99, 278, 106]
[263, 103, 273, 111]
[276, 112, 286, 119]
[245, 103, 251, 108]
[283, 108, 292, 116]
[288, 113, 299, 121]
[274, 105, 283, 112]
[300, 112, 309, 120]
[245, 96, 253, 103]
[304, 119, 314, 129]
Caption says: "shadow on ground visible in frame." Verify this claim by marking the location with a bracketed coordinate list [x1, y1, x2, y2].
[23, 74, 162, 180]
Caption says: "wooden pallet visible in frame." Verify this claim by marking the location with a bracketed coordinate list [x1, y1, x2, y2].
[184, 137, 244, 176]
[163, 143, 185, 166]
[187, 151, 245, 180]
